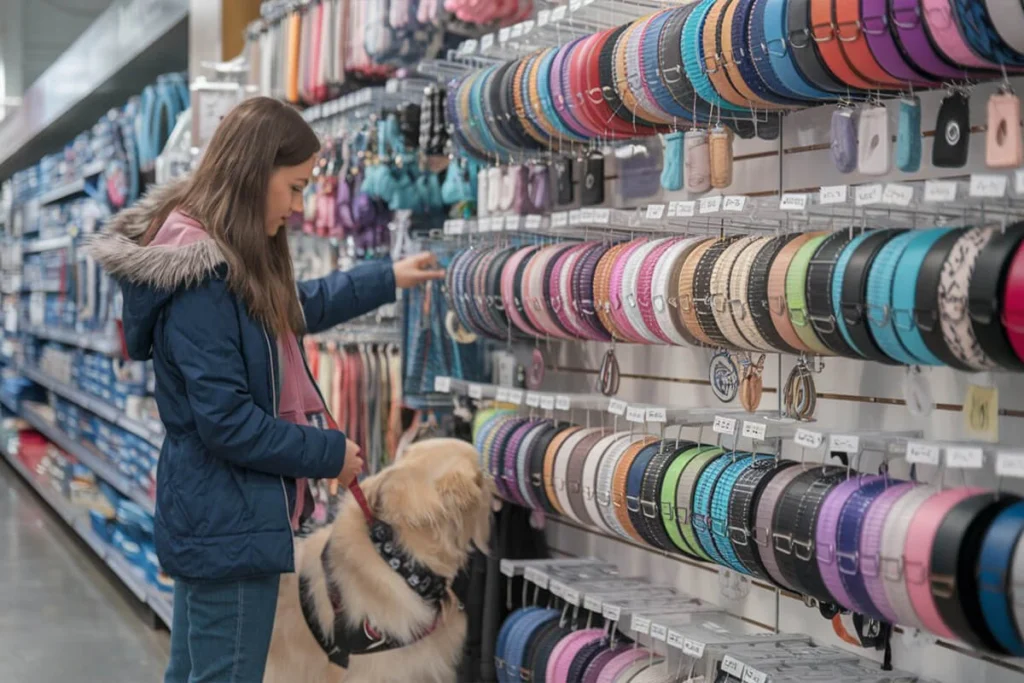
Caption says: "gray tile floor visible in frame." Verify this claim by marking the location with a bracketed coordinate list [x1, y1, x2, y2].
[0, 460, 170, 682]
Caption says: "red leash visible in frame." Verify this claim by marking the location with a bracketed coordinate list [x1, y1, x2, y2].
[347, 479, 374, 525]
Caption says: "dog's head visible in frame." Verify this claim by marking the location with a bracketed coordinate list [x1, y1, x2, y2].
[363, 438, 493, 577]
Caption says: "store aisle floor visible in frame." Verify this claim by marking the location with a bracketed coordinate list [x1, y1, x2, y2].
[0, 461, 169, 682]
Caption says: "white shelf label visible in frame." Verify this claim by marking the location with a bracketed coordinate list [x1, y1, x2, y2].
[626, 406, 647, 423]
[682, 638, 706, 658]
[882, 183, 915, 206]
[498, 27, 511, 42]
[569, 209, 583, 225]
[970, 174, 1008, 199]
[905, 441, 940, 466]
[666, 201, 679, 218]
[555, 395, 572, 411]
[481, 34, 495, 51]
[676, 201, 696, 217]
[855, 184, 884, 206]
[829, 434, 860, 454]
[524, 566, 549, 589]
[551, 5, 568, 21]
[552, 212, 568, 228]
[537, 9, 551, 26]
[646, 204, 666, 220]
[579, 208, 594, 223]
[499, 559, 515, 577]
[723, 195, 747, 212]
[630, 615, 652, 635]
[496, 388, 511, 402]
[996, 451, 1024, 478]
[510, 22, 524, 39]
[468, 384, 483, 399]
[570, 0, 583, 10]
[794, 428, 823, 449]
[592, 208, 611, 224]
[434, 376, 452, 393]
[608, 399, 628, 416]
[525, 215, 542, 230]
[646, 407, 667, 424]
[458, 39, 477, 55]
[820, 185, 848, 205]
[505, 216, 519, 232]
[779, 193, 808, 211]
[721, 655, 746, 678]
[1016, 169, 1024, 196]
[603, 604, 622, 621]
[743, 667, 769, 683]
[548, 580, 566, 598]
[924, 180, 958, 203]
[713, 416, 737, 436]
[946, 446, 984, 469]
[742, 421, 767, 441]
[583, 595, 603, 612]
[699, 196, 723, 214]
[562, 586, 580, 605]
[540, 395, 556, 411]
[667, 630, 686, 649]
[446, 219, 465, 235]
[525, 393, 541, 408]
[508, 389, 524, 406]
[650, 623, 668, 641]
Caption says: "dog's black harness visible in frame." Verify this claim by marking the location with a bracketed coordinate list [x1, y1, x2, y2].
[299, 481, 449, 669]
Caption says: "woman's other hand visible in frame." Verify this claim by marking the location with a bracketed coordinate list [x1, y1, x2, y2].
[393, 252, 446, 289]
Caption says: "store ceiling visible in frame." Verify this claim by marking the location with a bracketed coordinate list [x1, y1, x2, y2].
[21, 0, 117, 87]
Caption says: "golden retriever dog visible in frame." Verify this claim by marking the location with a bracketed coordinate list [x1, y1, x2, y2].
[264, 438, 492, 683]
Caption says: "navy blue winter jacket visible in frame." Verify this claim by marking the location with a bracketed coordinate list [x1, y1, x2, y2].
[88, 180, 396, 581]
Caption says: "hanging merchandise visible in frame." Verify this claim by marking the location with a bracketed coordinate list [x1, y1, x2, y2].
[986, 90, 1024, 169]
[857, 106, 892, 177]
[896, 97, 923, 173]
[933, 91, 972, 168]
[831, 109, 859, 174]
[660, 132, 684, 192]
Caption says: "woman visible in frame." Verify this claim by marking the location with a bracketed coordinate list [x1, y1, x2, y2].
[88, 97, 444, 682]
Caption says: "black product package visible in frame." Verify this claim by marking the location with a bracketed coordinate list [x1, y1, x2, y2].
[581, 153, 605, 206]
[932, 92, 971, 168]
[553, 156, 574, 205]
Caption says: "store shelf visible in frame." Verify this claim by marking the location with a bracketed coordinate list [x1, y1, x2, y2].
[22, 235, 73, 253]
[19, 402, 155, 515]
[0, 447, 171, 627]
[35, 163, 107, 207]
[17, 363, 163, 447]
[25, 325, 122, 356]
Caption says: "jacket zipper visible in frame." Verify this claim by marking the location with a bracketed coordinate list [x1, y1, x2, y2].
[263, 327, 294, 543]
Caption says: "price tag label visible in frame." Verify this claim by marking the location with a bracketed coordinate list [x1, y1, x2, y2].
[646, 204, 666, 220]
[468, 384, 483, 400]
[583, 596, 603, 613]
[603, 604, 622, 621]
[477, 217, 491, 233]
[666, 201, 679, 218]
[905, 441, 940, 466]
[525, 393, 541, 408]
[551, 5, 568, 21]
[537, 9, 551, 26]
[434, 376, 452, 393]
[548, 580, 566, 598]
[524, 566, 549, 589]
[946, 446, 984, 469]
[829, 434, 860, 454]
[677, 200, 697, 217]
[779, 193, 808, 211]
[508, 389, 524, 406]
[505, 216, 519, 232]
[570, 0, 583, 10]
[721, 655, 746, 678]
[446, 219, 465, 235]
[510, 22, 524, 39]
[562, 586, 581, 605]
[500, 559, 515, 577]
[699, 196, 723, 214]
[667, 631, 686, 650]
[964, 383, 999, 443]
[608, 399, 628, 416]
[742, 421, 767, 441]
[630, 615, 652, 635]
[579, 208, 594, 223]
[650, 624, 668, 641]
[924, 180, 958, 203]
[555, 395, 572, 411]
[525, 215, 542, 230]
[820, 185, 848, 205]
[794, 428, 823, 449]
[743, 667, 769, 683]
[723, 195, 747, 212]
[996, 451, 1024, 478]
[569, 209, 583, 225]
[592, 208, 611, 224]
[481, 33, 495, 51]
[496, 388, 511, 402]
[498, 27, 511, 42]
[552, 212, 568, 228]
[855, 184, 884, 206]
[540, 395, 556, 411]
[646, 407, 667, 423]
[713, 416, 737, 436]
[626, 406, 647, 423]
[459, 39, 478, 55]
[683, 638, 706, 658]
[970, 174, 1008, 199]
[883, 183, 915, 206]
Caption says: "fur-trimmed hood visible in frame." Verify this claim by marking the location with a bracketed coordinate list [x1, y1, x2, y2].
[85, 177, 225, 291]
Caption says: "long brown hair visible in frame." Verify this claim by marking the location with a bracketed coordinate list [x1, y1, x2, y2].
[142, 97, 320, 335]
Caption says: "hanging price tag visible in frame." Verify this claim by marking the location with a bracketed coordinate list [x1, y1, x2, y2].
[970, 174, 1008, 198]
[721, 656, 745, 678]
[793, 428, 823, 449]
[946, 446, 984, 469]
[924, 180, 958, 203]
[434, 376, 452, 392]
[468, 384, 484, 399]
[742, 421, 767, 441]
[525, 393, 541, 408]
[779, 193, 808, 211]
[723, 195, 747, 212]
[676, 201, 696, 217]
[699, 196, 723, 213]
[592, 208, 611, 224]
[829, 434, 860, 454]
[608, 399, 628, 416]
[646, 204, 666, 220]
[555, 395, 572, 411]
[905, 441, 940, 466]
[650, 624, 668, 641]
[508, 389, 524, 406]
[646, 407, 667, 423]
[667, 631, 686, 650]
[630, 615, 652, 635]
[855, 184, 884, 206]
[626, 406, 647, 423]
[820, 185, 848, 205]
[603, 604, 622, 621]
[537, 9, 551, 26]
[525, 215, 542, 230]
[682, 638, 706, 658]
[713, 416, 737, 435]
[540, 395, 556, 411]
[964, 383, 999, 443]
[996, 451, 1024, 478]
[551, 212, 568, 228]
[496, 388, 511, 402]
[743, 667, 769, 683]
[481, 33, 495, 51]
[882, 183, 915, 206]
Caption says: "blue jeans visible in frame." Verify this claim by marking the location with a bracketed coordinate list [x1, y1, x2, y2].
[164, 575, 280, 683]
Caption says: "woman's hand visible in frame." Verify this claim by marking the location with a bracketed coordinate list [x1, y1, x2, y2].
[393, 252, 445, 289]
[335, 441, 364, 490]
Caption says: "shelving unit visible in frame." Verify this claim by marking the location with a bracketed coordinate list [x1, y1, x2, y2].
[25, 325, 122, 356]
[35, 162, 106, 208]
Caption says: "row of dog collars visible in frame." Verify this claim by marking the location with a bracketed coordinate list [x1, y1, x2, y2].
[495, 558, 922, 683]
[473, 408, 1024, 655]
[445, 0, 1024, 160]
